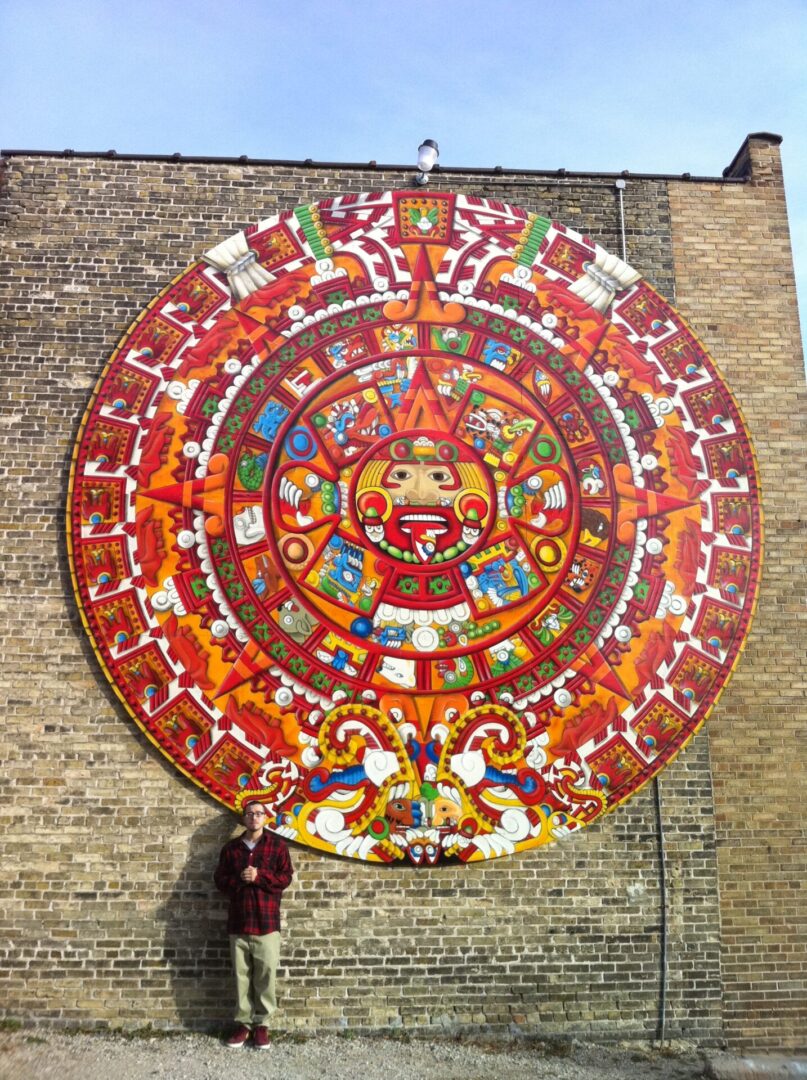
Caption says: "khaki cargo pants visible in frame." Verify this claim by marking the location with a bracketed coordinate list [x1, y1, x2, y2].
[229, 931, 280, 1025]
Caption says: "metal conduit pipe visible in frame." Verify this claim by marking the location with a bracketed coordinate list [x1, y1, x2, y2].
[654, 777, 669, 1043]
[615, 178, 628, 263]
[613, 177, 669, 1043]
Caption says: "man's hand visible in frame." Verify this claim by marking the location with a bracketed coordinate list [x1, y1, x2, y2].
[240, 865, 258, 884]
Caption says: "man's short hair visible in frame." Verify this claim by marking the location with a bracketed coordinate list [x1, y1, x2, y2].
[242, 799, 268, 813]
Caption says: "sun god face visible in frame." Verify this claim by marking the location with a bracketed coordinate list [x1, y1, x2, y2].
[352, 435, 493, 565]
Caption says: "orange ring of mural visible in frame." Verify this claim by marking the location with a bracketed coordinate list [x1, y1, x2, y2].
[67, 191, 762, 864]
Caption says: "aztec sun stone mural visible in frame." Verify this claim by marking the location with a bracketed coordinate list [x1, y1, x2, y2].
[68, 191, 761, 864]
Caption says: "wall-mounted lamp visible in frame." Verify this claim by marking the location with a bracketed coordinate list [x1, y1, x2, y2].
[415, 139, 439, 185]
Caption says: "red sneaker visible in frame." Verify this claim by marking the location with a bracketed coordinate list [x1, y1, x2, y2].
[253, 1025, 271, 1050]
[225, 1024, 251, 1049]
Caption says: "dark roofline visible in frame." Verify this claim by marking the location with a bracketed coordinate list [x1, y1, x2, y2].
[0, 146, 749, 184]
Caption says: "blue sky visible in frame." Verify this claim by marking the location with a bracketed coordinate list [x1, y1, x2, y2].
[2, 0, 805, 354]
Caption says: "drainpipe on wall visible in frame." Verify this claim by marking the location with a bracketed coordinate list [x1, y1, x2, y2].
[614, 175, 669, 1043]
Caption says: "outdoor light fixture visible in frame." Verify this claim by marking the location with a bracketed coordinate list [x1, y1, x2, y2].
[415, 139, 439, 185]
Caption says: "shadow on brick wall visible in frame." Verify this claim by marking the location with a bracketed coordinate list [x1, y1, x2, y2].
[155, 813, 237, 1031]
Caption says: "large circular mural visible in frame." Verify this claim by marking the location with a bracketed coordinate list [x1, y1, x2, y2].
[68, 191, 761, 864]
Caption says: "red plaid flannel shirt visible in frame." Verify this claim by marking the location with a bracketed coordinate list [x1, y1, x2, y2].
[214, 829, 293, 935]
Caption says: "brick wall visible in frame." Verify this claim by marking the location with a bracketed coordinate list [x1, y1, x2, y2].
[0, 140, 801, 1048]
[668, 135, 807, 1050]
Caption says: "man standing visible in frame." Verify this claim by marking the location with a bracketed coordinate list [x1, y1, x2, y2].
[214, 799, 293, 1050]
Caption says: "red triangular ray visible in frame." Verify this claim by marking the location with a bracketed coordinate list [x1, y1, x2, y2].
[143, 454, 230, 536]
[214, 640, 274, 698]
[576, 641, 634, 703]
[396, 363, 449, 431]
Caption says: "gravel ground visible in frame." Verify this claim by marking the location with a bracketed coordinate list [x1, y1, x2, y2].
[0, 1030, 717, 1080]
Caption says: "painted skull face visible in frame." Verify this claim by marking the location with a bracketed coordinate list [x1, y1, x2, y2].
[353, 434, 493, 565]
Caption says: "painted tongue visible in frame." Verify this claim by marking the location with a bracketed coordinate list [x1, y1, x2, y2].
[410, 519, 438, 563]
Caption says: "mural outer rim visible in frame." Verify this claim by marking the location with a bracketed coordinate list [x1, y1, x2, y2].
[66, 189, 763, 865]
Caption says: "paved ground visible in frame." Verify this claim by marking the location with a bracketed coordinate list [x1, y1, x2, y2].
[708, 1056, 807, 1079]
[2, 1029, 804, 1080]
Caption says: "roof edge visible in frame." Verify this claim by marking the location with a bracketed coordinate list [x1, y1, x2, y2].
[0, 147, 747, 184]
